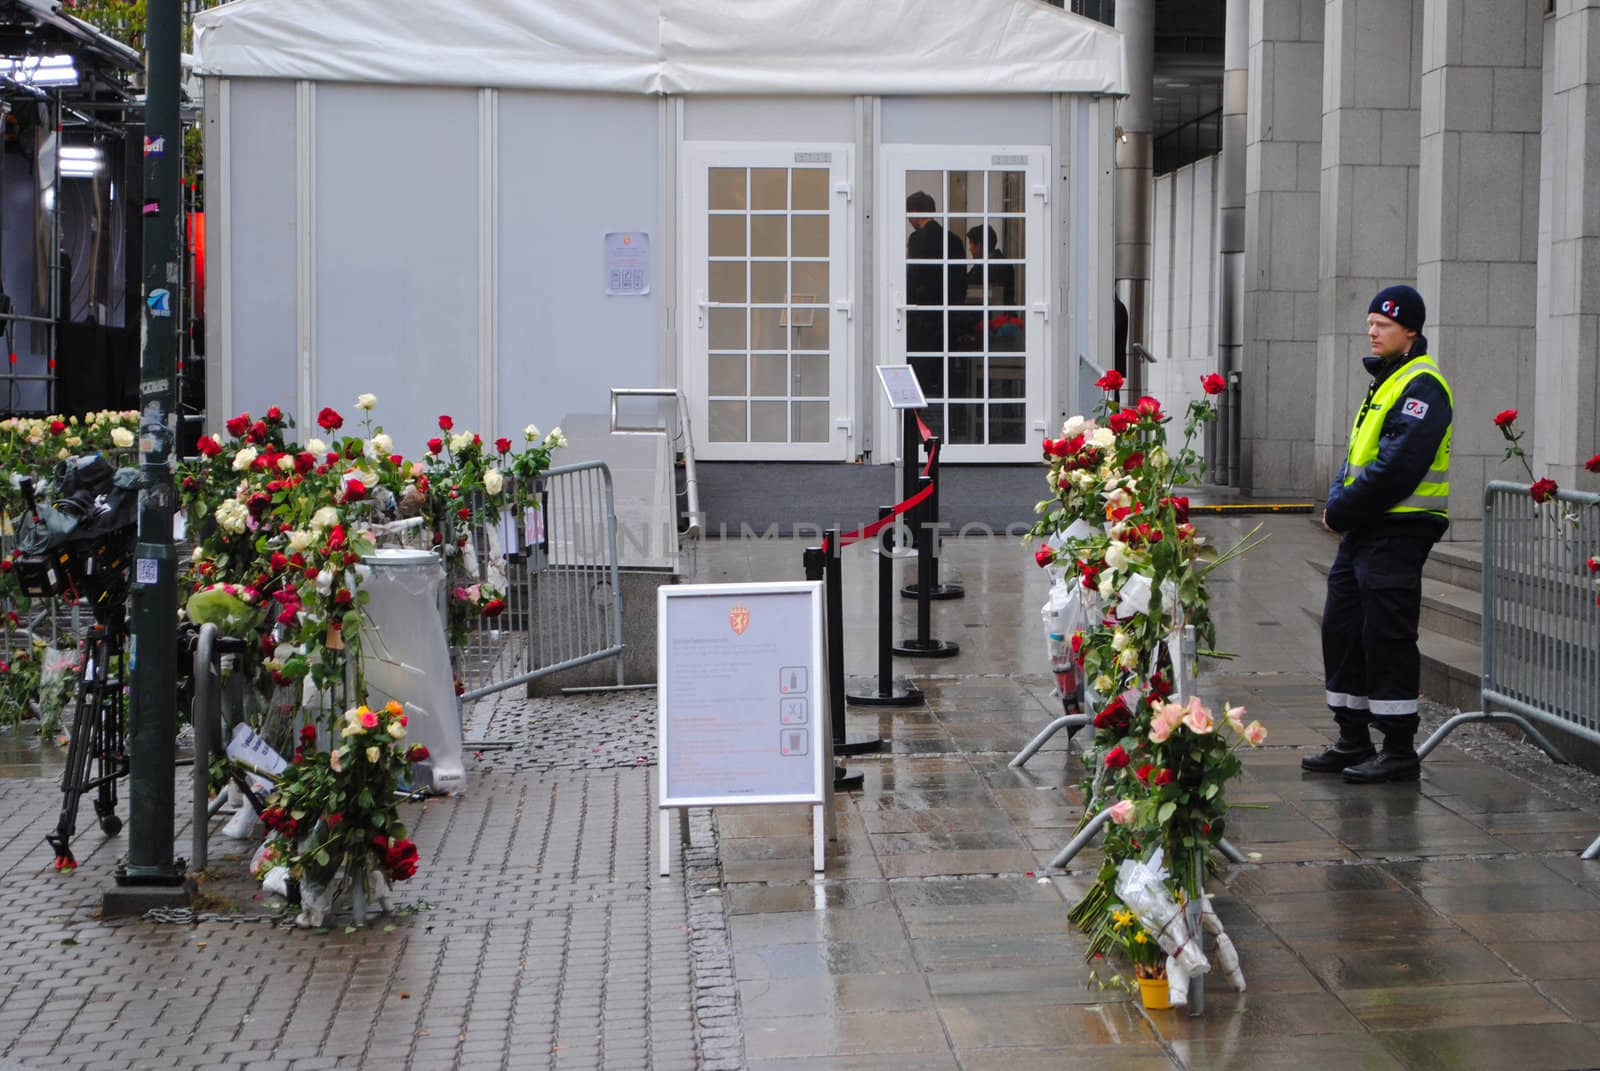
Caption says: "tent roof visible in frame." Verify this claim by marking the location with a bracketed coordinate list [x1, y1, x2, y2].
[192, 0, 1125, 97]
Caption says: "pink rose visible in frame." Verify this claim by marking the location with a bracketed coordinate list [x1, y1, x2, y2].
[1108, 799, 1137, 825]
[1243, 720, 1269, 746]
[360, 709, 380, 729]
[1182, 696, 1215, 735]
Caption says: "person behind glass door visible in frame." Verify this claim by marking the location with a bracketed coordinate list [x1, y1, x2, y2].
[965, 224, 1016, 307]
[905, 191, 965, 355]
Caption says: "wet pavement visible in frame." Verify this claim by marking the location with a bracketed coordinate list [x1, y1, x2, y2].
[0, 513, 1597, 1069]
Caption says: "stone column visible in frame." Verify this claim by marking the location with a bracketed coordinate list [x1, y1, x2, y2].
[1212, 0, 1248, 486]
[1239, 0, 1323, 496]
[1315, 0, 1424, 489]
[1416, 0, 1544, 540]
[1538, 0, 1600, 491]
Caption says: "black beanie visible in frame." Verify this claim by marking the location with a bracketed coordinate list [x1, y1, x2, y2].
[1368, 285, 1425, 333]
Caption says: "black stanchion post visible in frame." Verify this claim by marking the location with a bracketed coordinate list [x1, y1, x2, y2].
[805, 541, 864, 790]
[901, 434, 962, 601]
[902, 410, 922, 547]
[846, 507, 921, 706]
[892, 476, 959, 659]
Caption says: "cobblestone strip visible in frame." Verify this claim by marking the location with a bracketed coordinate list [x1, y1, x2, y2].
[683, 807, 745, 1071]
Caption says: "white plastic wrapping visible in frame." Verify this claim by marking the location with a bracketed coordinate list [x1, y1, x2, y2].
[359, 549, 466, 793]
[1114, 851, 1210, 1007]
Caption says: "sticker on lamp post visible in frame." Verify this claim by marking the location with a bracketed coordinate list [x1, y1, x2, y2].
[146, 289, 172, 317]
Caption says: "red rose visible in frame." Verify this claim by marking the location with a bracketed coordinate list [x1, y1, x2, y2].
[1492, 409, 1517, 428]
[334, 588, 353, 607]
[427, 437, 443, 455]
[300, 724, 317, 746]
[389, 454, 404, 467]
[317, 406, 344, 431]
[1201, 372, 1226, 395]
[1124, 451, 1144, 470]
[1095, 369, 1124, 391]
[482, 598, 506, 617]
[457, 507, 471, 520]
[197, 436, 223, 458]
[1070, 632, 1084, 659]
[1134, 396, 1163, 418]
[438, 415, 453, 431]
[1108, 409, 1138, 434]
[224, 413, 250, 437]
[1104, 746, 1130, 769]
[248, 421, 268, 443]
[495, 437, 512, 454]
[1135, 763, 1154, 783]
[1154, 768, 1174, 786]
[1588, 557, 1598, 573]
[1530, 477, 1559, 503]
[343, 478, 368, 502]
[0, 561, 10, 573]
[1034, 545, 1055, 568]
[265, 405, 283, 423]
[327, 813, 343, 827]
[408, 744, 430, 763]
[1094, 698, 1130, 730]
[296, 451, 316, 474]
[1586, 453, 1600, 474]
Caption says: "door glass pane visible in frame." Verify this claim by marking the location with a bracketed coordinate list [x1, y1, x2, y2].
[917, 405, 944, 441]
[709, 262, 745, 303]
[988, 310, 1025, 353]
[791, 216, 828, 258]
[751, 168, 788, 210]
[709, 215, 745, 257]
[792, 355, 828, 396]
[751, 261, 786, 304]
[907, 310, 941, 353]
[989, 356, 1026, 398]
[708, 354, 746, 395]
[905, 170, 942, 206]
[998, 218, 1026, 261]
[951, 171, 986, 213]
[709, 168, 746, 210]
[989, 403, 1027, 444]
[991, 171, 1024, 212]
[951, 308, 983, 352]
[793, 401, 829, 443]
[791, 261, 828, 300]
[750, 401, 788, 442]
[751, 308, 786, 350]
[751, 354, 787, 397]
[751, 216, 787, 257]
[709, 400, 746, 441]
[947, 404, 984, 445]
[909, 357, 942, 400]
[789, 307, 828, 350]
[792, 169, 829, 211]
[708, 308, 746, 351]
[947, 358, 983, 399]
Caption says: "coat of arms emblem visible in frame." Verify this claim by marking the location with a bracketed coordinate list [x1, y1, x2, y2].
[729, 604, 750, 635]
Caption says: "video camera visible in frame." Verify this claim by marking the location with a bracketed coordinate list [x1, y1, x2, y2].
[12, 453, 141, 626]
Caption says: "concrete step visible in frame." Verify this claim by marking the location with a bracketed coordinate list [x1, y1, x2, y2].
[1306, 558, 1483, 644]
[1426, 540, 1483, 592]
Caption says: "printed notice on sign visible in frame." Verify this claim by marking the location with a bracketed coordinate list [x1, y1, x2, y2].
[604, 231, 651, 296]
[659, 583, 824, 806]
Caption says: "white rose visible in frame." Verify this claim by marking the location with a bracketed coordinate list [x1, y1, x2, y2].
[1117, 647, 1140, 670]
[483, 469, 504, 495]
[1062, 415, 1087, 438]
[1071, 471, 1097, 492]
[1098, 572, 1116, 600]
[232, 446, 259, 471]
[110, 426, 135, 449]
[1105, 541, 1130, 572]
[315, 569, 334, 596]
[1148, 445, 1169, 469]
[354, 564, 371, 582]
[277, 454, 295, 472]
[371, 432, 392, 456]
[355, 393, 378, 410]
[546, 426, 567, 448]
[286, 529, 313, 553]
[1091, 427, 1116, 449]
[191, 545, 204, 562]
[215, 499, 250, 534]
[1093, 674, 1114, 695]
[305, 438, 327, 455]
[449, 431, 474, 452]
[311, 506, 340, 530]
[523, 423, 540, 442]
[1110, 629, 1130, 652]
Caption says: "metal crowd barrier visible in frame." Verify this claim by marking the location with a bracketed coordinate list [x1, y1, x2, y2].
[456, 460, 625, 705]
[1418, 480, 1600, 859]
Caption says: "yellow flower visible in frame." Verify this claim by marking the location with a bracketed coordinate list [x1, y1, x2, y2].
[1133, 931, 1148, 945]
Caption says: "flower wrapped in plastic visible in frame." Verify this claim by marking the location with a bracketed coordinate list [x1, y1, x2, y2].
[1114, 850, 1209, 1005]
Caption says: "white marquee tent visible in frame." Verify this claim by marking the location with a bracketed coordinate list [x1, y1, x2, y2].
[194, 0, 1125, 469]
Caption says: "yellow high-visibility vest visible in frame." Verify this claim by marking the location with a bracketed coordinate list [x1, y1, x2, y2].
[1343, 354, 1452, 518]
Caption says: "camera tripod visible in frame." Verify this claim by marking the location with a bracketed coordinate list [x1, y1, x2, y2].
[45, 616, 129, 869]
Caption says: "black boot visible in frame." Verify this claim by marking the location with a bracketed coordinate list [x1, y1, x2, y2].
[1343, 715, 1420, 784]
[1301, 709, 1376, 773]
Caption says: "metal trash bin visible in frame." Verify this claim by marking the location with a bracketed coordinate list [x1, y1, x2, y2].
[359, 548, 465, 793]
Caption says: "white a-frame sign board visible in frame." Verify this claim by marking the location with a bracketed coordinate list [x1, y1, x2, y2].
[657, 582, 831, 876]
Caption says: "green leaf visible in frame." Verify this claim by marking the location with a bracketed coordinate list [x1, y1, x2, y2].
[314, 849, 330, 867]
[1157, 801, 1176, 824]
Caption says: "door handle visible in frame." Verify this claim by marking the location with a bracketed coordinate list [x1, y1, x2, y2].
[696, 290, 707, 329]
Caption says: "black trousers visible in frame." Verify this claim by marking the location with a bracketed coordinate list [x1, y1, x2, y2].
[1321, 527, 1439, 722]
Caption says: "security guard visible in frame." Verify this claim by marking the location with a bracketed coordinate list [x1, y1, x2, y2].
[1303, 284, 1452, 784]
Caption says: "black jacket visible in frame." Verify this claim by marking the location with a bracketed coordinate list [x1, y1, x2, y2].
[1325, 337, 1452, 537]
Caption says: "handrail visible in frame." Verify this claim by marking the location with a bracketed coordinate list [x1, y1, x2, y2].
[608, 387, 702, 539]
[191, 623, 218, 873]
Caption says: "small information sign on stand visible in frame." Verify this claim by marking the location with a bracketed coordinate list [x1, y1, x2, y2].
[876, 364, 928, 410]
[658, 582, 831, 876]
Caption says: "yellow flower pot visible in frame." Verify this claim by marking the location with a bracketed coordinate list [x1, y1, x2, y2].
[1137, 976, 1171, 1010]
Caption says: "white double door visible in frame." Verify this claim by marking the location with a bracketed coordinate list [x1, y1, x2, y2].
[682, 143, 1049, 463]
